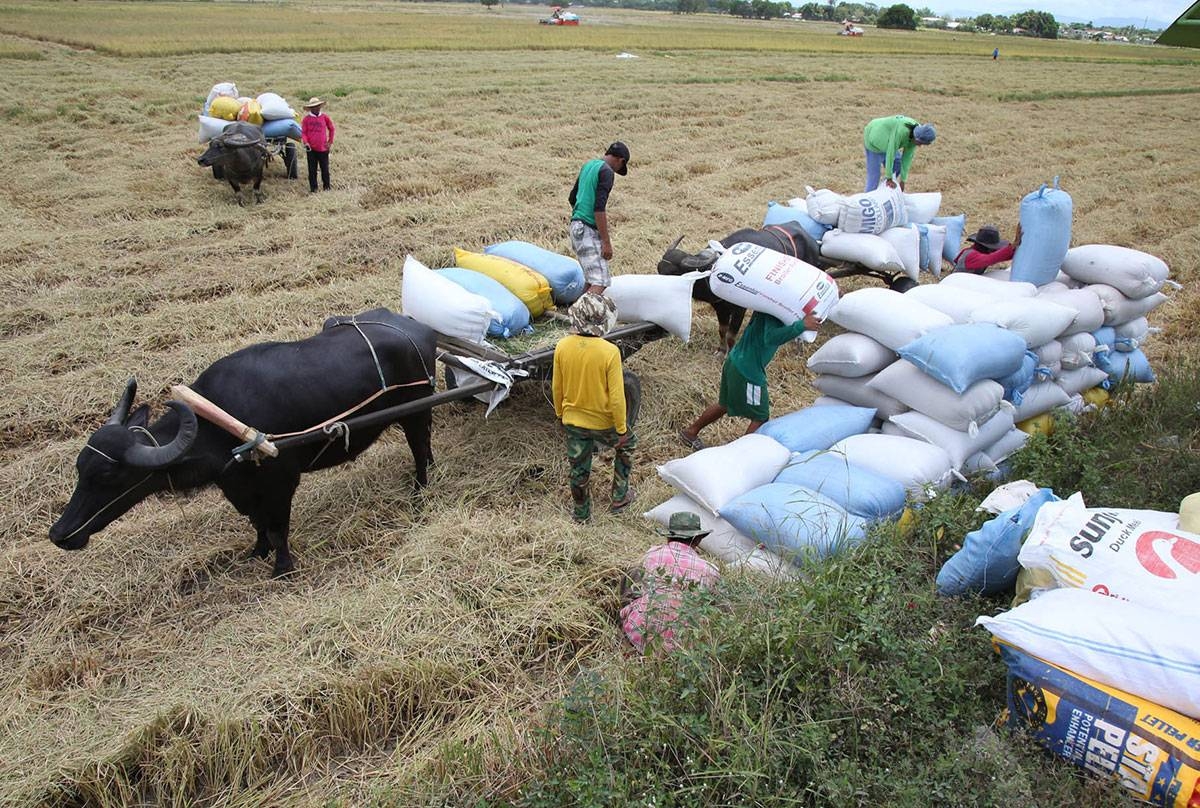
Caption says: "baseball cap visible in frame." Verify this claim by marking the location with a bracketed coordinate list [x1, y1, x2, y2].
[605, 141, 631, 175]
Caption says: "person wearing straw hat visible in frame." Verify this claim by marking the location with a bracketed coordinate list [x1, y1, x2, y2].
[953, 223, 1022, 274]
[862, 115, 935, 192]
[568, 141, 631, 295]
[300, 97, 336, 193]
[552, 293, 637, 522]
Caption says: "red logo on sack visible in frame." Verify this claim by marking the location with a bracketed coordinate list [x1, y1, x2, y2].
[1135, 530, 1200, 580]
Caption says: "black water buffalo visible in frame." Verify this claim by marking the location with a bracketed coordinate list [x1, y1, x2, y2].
[197, 121, 269, 206]
[658, 222, 821, 352]
[50, 308, 436, 578]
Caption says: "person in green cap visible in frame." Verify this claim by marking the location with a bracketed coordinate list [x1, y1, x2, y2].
[568, 141, 630, 295]
[862, 115, 936, 192]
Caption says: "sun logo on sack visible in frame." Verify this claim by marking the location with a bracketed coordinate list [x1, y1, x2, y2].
[1135, 530, 1200, 580]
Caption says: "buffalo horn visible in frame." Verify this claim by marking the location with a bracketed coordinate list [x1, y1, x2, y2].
[105, 377, 138, 426]
[123, 401, 199, 468]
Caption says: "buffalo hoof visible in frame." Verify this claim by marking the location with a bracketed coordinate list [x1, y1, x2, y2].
[246, 545, 270, 561]
[254, 192, 264, 204]
[271, 562, 296, 579]
[235, 196, 245, 208]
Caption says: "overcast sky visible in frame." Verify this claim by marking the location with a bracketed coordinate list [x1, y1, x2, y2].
[939, 0, 1189, 25]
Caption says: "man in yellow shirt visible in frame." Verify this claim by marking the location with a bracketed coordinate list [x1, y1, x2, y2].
[552, 293, 636, 522]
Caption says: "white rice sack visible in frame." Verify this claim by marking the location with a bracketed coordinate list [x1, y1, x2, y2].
[903, 191, 942, 224]
[916, 223, 947, 277]
[1034, 340, 1063, 370]
[1062, 245, 1170, 299]
[939, 273, 1038, 299]
[905, 284, 996, 324]
[1012, 381, 1071, 422]
[976, 588, 1200, 719]
[887, 408, 1015, 469]
[1113, 317, 1154, 351]
[643, 493, 794, 579]
[805, 186, 846, 225]
[197, 115, 230, 144]
[1057, 366, 1109, 396]
[1036, 287, 1106, 337]
[607, 272, 697, 342]
[868, 359, 1004, 433]
[983, 427, 1029, 463]
[400, 255, 495, 345]
[982, 269, 1012, 282]
[657, 433, 791, 517]
[880, 226, 921, 281]
[1089, 284, 1170, 326]
[256, 92, 295, 121]
[812, 396, 854, 407]
[710, 244, 839, 327]
[1037, 280, 1071, 294]
[828, 433, 956, 497]
[819, 230, 905, 274]
[204, 81, 238, 115]
[806, 333, 896, 378]
[827, 288, 953, 351]
[836, 184, 908, 234]
[1059, 332, 1097, 370]
[969, 298, 1078, 348]
[812, 374, 908, 419]
[1019, 494, 1195, 615]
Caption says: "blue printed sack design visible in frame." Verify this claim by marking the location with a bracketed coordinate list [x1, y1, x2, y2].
[897, 323, 1027, 395]
[762, 202, 831, 242]
[935, 487, 1058, 596]
[932, 213, 966, 263]
[719, 483, 868, 564]
[756, 405, 876, 453]
[484, 241, 585, 305]
[1011, 178, 1072, 286]
[774, 450, 906, 521]
[437, 268, 532, 339]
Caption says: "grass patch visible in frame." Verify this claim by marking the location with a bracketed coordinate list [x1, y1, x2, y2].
[998, 86, 1200, 102]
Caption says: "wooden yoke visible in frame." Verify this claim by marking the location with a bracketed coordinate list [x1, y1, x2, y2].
[170, 385, 279, 458]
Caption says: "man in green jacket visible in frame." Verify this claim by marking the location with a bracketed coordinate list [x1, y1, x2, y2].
[568, 142, 630, 295]
[863, 115, 935, 192]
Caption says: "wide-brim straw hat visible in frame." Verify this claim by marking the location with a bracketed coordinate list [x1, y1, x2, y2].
[302, 97, 325, 110]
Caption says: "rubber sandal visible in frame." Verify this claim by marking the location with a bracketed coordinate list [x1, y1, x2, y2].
[610, 490, 637, 514]
[677, 430, 704, 452]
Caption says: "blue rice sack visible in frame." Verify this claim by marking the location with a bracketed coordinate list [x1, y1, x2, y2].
[932, 213, 966, 263]
[261, 118, 302, 140]
[756, 404, 876, 452]
[997, 351, 1039, 405]
[762, 202, 830, 242]
[897, 323, 1028, 395]
[935, 487, 1058, 596]
[1011, 178, 1072, 286]
[774, 450, 906, 521]
[1104, 348, 1155, 384]
[484, 241, 585, 305]
[437, 268, 532, 339]
[719, 483, 868, 564]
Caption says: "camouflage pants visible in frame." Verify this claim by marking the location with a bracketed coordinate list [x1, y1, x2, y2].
[565, 425, 637, 521]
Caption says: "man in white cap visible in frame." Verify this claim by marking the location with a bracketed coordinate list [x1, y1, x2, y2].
[568, 142, 630, 295]
[552, 293, 636, 522]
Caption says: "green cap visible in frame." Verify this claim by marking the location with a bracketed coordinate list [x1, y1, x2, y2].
[656, 511, 711, 542]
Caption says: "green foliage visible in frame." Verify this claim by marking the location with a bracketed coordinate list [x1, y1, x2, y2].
[878, 3, 918, 30]
[1013, 9, 1059, 39]
[481, 0, 499, 9]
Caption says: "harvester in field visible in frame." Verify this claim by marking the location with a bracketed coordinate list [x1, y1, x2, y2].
[540, 6, 580, 24]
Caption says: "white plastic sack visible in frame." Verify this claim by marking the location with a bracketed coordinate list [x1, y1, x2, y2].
[804, 186, 846, 225]
[828, 433, 956, 497]
[256, 92, 295, 121]
[1062, 245, 1170, 299]
[197, 114, 230, 144]
[607, 272, 698, 342]
[827, 288, 953, 352]
[1056, 366, 1109, 396]
[1035, 287, 1106, 337]
[1089, 284, 1169, 326]
[904, 284, 996, 324]
[1114, 317, 1153, 351]
[812, 373, 909, 420]
[969, 298, 1078, 348]
[939, 273, 1038, 299]
[1034, 340, 1063, 370]
[657, 433, 791, 517]
[819, 230, 905, 274]
[983, 427, 1030, 464]
[643, 493, 794, 579]
[1012, 381, 1071, 422]
[836, 184, 908, 235]
[710, 243, 839, 327]
[204, 82, 238, 116]
[868, 359, 1004, 433]
[976, 588, 1200, 719]
[1059, 332, 1097, 370]
[400, 255, 496, 345]
[806, 333, 896, 378]
[903, 191, 942, 224]
[880, 226, 921, 281]
[887, 408, 1015, 469]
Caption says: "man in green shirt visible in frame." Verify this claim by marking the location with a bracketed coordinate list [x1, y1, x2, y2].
[678, 310, 821, 450]
[568, 142, 630, 295]
[863, 115, 935, 192]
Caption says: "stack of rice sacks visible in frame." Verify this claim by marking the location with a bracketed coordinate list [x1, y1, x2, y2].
[761, 185, 967, 280]
[197, 82, 302, 144]
[645, 403, 907, 574]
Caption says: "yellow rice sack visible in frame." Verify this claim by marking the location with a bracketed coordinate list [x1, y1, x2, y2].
[1017, 413, 1054, 436]
[1181, 493, 1200, 533]
[1010, 565, 1056, 608]
[208, 96, 241, 121]
[1082, 386, 1110, 409]
[453, 248, 553, 318]
[238, 99, 263, 126]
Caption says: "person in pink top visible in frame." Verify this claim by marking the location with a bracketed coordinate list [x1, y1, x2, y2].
[300, 97, 336, 193]
[953, 223, 1023, 274]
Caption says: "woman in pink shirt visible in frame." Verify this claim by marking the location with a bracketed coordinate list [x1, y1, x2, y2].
[953, 223, 1022, 274]
[300, 97, 336, 192]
